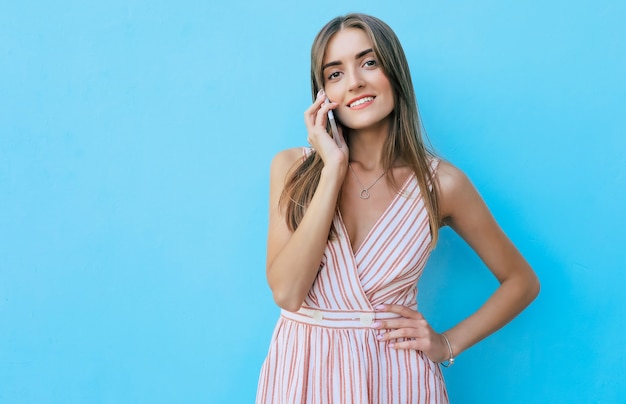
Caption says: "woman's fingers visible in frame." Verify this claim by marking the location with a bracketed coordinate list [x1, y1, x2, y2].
[376, 327, 438, 356]
[302, 90, 348, 172]
[380, 327, 447, 362]
[370, 305, 426, 338]
[304, 98, 340, 153]
[311, 102, 338, 137]
[372, 305, 449, 362]
[376, 304, 423, 319]
[373, 318, 430, 342]
[377, 326, 430, 342]
[371, 317, 424, 330]
[304, 91, 331, 127]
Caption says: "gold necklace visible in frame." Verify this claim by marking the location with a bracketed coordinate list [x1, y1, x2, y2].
[348, 164, 386, 199]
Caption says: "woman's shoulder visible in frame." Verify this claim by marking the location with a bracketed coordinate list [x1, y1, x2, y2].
[435, 160, 480, 219]
[270, 147, 311, 177]
[435, 160, 468, 187]
[271, 146, 310, 164]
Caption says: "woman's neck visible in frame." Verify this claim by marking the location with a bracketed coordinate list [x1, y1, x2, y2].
[347, 121, 390, 171]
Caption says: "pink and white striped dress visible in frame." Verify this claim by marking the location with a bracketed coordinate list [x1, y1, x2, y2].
[257, 158, 448, 404]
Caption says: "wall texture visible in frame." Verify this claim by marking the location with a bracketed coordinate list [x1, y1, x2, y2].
[1, 1, 624, 402]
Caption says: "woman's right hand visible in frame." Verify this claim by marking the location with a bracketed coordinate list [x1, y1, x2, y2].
[304, 90, 349, 173]
[266, 91, 349, 311]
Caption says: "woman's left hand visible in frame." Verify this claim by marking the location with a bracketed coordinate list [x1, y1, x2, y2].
[372, 304, 450, 363]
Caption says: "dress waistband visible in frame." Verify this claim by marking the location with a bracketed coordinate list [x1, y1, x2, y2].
[281, 306, 405, 329]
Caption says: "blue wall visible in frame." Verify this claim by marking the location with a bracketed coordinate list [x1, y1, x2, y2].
[1, 1, 624, 402]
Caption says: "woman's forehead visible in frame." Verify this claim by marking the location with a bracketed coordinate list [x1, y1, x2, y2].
[323, 28, 372, 64]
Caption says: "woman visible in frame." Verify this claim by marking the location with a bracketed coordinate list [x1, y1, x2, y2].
[257, 13, 539, 403]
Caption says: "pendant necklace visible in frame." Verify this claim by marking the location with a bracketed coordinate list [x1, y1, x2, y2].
[348, 164, 386, 199]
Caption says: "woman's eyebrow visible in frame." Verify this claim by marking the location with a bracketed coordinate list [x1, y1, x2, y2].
[355, 48, 374, 59]
[322, 48, 374, 71]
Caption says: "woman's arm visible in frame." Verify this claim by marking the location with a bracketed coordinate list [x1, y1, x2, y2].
[265, 92, 348, 312]
[374, 161, 539, 362]
[435, 161, 540, 357]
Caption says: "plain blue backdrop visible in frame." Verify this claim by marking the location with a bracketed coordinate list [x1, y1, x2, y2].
[1, 1, 625, 403]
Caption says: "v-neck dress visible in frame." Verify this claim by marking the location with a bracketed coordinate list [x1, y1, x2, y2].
[257, 156, 447, 404]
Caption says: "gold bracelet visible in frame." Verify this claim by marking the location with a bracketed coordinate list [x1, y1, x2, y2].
[440, 333, 455, 368]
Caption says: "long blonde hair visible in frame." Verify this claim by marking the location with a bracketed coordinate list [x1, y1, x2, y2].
[281, 13, 441, 247]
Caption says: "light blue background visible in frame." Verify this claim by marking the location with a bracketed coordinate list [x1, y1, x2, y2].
[1, 1, 625, 403]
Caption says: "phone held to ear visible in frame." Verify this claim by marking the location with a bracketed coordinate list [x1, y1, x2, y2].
[325, 98, 341, 146]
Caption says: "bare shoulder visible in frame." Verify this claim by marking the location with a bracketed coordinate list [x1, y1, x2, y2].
[436, 161, 473, 198]
[268, 147, 308, 208]
[435, 161, 481, 223]
[270, 147, 307, 177]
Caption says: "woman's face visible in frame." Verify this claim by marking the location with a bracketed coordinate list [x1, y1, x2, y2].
[322, 28, 394, 132]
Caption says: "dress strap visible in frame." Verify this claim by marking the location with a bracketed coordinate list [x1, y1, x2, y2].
[302, 146, 314, 160]
[429, 157, 441, 175]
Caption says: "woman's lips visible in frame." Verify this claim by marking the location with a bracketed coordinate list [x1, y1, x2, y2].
[348, 96, 375, 110]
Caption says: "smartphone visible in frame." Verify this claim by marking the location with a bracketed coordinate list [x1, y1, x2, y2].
[325, 98, 341, 146]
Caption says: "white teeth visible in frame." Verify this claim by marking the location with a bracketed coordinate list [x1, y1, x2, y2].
[349, 97, 374, 108]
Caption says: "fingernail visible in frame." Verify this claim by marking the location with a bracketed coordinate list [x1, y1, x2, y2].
[375, 305, 385, 311]
[370, 321, 381, 329]
[317, 89, 324, 98]
[376, 334, 383, 340]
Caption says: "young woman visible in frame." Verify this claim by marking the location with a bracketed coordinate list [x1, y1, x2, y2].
[257, 13, 539, 404]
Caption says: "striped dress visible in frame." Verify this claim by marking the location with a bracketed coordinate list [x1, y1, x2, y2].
[257, 158, 448, 404]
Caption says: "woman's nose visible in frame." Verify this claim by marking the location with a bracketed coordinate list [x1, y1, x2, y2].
[347, 70, 365, 92]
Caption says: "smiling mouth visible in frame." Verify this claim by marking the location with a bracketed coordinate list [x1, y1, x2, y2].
[349, 96, 375, 108]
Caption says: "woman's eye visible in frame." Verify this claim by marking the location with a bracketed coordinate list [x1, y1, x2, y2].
[327, 71, 341, 80]
[364, 59, 377, 68]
